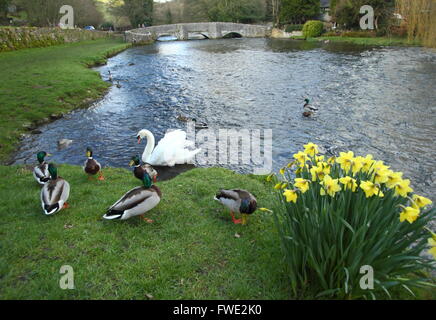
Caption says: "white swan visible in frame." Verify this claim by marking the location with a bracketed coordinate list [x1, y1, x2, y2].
[137, 129, 200, 167]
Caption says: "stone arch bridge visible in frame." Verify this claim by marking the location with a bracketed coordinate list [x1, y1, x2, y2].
[125, 22, 271, 43]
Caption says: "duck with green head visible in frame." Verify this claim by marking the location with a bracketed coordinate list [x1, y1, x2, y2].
[41, 163, 70, 215]
[103, 162, 161, 222]
[129, 155, 158, 183]
[33, 151, 52, 185]
[83, 147, 104, 180]
[303, 98, 318, 117]
[214, 189, 257, 225]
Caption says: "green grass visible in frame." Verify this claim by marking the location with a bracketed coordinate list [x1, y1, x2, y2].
[0, 38, 131, 164]
[308, 36, 421, 46]
[0, 165, 291, 299]
[0, 164, 434, 300]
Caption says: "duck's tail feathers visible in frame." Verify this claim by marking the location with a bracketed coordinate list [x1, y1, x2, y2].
[103, 209, 124, 220]
[44, 203, 59, 215]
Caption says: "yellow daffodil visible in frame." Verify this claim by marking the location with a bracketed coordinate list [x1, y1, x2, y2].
[336, 151, 354, 172]
[318, 162, 331, 175]
[373, 167, 390, 184]
[360, 181, 384, 198]
[303, 142, 319, 157]
[371, 160, 390, 174]
[281, 182, 288, 189]
[279, 167, 286, 175]
[293, 151, 308, 167]
[339, 176, 358, 192]
[294, 178, 310, 194]
[399, 206, 420, 224]
[320, 175, 342, 197]
[394, 179, 413, 197]
[283, 189, 298, 203]
[274, 183, 282, 190]
[412, 195, 432, 209]
[427, 234, 436, 259]
[327, 156, 336, 164]
[351, 157, 364, 175]
[359, 154, 375, 173]
[315, 155, 325, 163]
[429, 247, 436, 260]
[310, 162, 331, 181]
[266, 173, 274, 182]
[385, 171, 403, 189]
[259, 208, 273, 213]
[310, 166, 322, 181]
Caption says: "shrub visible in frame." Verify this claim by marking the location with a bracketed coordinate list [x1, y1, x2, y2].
[285, 24, 304, 33]
[269, 142, 436, 299]
[302, 20, 324, 38]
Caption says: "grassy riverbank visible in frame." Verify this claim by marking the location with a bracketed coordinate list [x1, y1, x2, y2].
[290, 35, 420, 46]
[0, 164, 290, 299]
[0, 164, 435, 299]
[0, 38, 131, 164]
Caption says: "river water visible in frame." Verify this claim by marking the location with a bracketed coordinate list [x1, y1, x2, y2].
[13, 38, 436, 200]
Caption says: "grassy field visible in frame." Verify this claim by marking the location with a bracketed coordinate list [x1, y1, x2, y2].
[0, 38, 131, 164]
[0, 165, 292, 299]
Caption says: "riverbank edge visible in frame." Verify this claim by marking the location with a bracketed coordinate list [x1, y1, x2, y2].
[1, 39, 133, 165]
[290, 35, 421, 47]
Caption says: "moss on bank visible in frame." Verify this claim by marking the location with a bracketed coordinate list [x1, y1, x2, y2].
[0, 38, 131, 164]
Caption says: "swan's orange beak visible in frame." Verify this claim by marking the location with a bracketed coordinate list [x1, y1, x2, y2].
[137, 136, 141, 144]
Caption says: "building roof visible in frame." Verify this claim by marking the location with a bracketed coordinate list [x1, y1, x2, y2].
[320, 0, 330, 8]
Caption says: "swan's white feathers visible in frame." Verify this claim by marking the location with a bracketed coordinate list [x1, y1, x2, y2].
[141, 129, 200, 166]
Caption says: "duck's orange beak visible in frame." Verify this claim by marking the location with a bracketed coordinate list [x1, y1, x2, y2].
[153, 175, 157, 183]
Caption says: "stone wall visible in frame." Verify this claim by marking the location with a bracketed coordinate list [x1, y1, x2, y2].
[0, 27, 112, 52]
[271, 28, 303, 38]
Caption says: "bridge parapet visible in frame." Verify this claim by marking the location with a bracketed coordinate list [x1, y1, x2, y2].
[125, 22, 271, 43]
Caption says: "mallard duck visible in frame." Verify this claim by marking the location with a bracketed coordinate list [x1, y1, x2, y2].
[191, 119, 208, 129]
[177, 114, 190, 122]
[116, 81, 122, 88]
[177, 115, 208, 129]
[83, 147, 104, 180]
[303, 98, 318, 117]
[129, 155, 158, 183]
[33, 151, 52, 185]
[214, 189, 257, 225]
[41, 163, 70, 215]
[103, 166, 161, 222]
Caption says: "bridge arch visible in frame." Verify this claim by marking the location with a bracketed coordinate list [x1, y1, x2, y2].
[125, 22, 271, 44]
[222, 32, 243, 39]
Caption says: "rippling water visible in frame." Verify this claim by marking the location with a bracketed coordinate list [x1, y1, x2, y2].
[13, 38, 436, 200]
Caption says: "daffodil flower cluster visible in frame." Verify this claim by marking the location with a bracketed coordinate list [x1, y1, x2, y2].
[267, 142, 433, 227]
